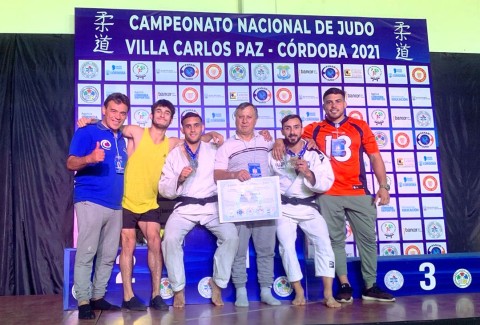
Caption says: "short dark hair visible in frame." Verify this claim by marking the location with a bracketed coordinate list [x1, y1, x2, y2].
[151, 99, 175, 116]
[234, 102, 258, 118]
[181, 112, 202, 126]
[322, 87, 345, 100]
[104, 93, 130, 111]
[281, 114, 303, 127]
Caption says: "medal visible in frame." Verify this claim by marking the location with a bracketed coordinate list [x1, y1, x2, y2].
[184, 142, 200, 171]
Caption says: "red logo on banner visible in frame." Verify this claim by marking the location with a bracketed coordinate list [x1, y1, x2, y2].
[276, 88, 293, 103]
[423, 175, 438, 191]
[395, 132, 410, 148]
[182, 87, 199, 103]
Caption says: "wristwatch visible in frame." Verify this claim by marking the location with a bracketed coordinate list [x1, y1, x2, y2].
[379, 184, 390, 191]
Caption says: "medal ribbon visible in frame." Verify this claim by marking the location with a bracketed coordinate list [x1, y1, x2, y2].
[184, 142, 200, 164]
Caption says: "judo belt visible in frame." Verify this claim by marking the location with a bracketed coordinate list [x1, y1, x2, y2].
[174, 195, 218, 210]
[280, 195, 320, 213]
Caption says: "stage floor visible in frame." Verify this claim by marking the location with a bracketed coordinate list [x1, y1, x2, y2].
[1, 293, 480, 325]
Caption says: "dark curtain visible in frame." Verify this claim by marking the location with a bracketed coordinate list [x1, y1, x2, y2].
[0, 35, 478, 296]
[0, 34, 74, 295]
[430, 53, 480, 252]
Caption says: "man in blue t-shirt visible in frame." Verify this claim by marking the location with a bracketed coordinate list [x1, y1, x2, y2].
[67, 93, 130, 320]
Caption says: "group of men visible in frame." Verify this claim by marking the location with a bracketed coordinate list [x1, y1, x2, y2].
[67, 87, 394, 320]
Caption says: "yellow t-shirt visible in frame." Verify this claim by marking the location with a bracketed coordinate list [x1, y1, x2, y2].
[122, 128, 169, 213]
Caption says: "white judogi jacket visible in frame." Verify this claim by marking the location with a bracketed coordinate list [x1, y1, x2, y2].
[159, 142, 218, 217]
[268, 144, 335, 219]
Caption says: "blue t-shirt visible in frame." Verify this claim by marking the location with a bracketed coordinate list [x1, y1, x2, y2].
[69, 122, 128, 209]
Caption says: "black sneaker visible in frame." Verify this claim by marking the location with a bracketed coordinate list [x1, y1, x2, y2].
[122, 296, 148, 311]
[150, 295, 169, 311]
[335, 283, 353, 303]
[362, 284, 396, 302]
[90, 298, 121, 310]
[78, 304, 95, 319]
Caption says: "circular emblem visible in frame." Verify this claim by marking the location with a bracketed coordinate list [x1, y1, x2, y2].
[412, 67, 427, 83]
[197, 277, 212, 298]
[134, 109, 150, 125]
[427, 244, 445, 254]
[276, 65, 291, 80]
[348, 110, 364, 121]
[80, 86, 99, 103]
[273, 276, 293, 297]
[322, 65, 340, 81]
[276, 88, 293, 104]
[382, 245, 399, 256]
[132, 63, 148, 79]
[180, 64, 200, 80]
[81, 61, 99, 79]
[182, 87, 199, 103]
[253, 87, 272, 103]
[453, 269, 472, 288]
[367, 66, 382, 81]
[254, 64, 270, 81]
[394, 132, 410, 148]
[374, 131, 389, 148]
[100, 140, 112, 150]
[427, 220, 443, 239]
[415, 110, 432, 127]
[380, 222, 396, 239]
[160, 277, 174, 299]
[416, 132, 434, 148]
[404, 245, 421, 255]
[384, 270, 404, 291]
[206, 64, 222, 80]
[230, 64, 247, 81]
[371, 110, 386, 126]
[423, 175, 438, 191]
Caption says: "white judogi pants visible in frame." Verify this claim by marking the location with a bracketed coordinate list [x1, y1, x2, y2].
[162, 210, 239, 292]
[276, 212, 335, 282]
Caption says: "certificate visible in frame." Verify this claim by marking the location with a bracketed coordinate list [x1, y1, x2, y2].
[217, 176, 281, 223]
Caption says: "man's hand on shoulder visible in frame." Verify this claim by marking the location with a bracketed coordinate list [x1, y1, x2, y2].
[77, 117, 97, 128]
[258, 130, 272, 142]
[272, 139, 285, 160]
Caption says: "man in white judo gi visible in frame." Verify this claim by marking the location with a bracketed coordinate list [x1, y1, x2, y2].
[268, 114, 340, 308]
[158, 112, 239, 308]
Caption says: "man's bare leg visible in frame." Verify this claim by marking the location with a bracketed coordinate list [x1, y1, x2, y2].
[139, 221, 162, 298]
[209, 278, 224, 306]
[291, 281, 306, 306]
[173, 289, 185, 308]
[119, 228, 137, 301]
[322, 277, 341, 308]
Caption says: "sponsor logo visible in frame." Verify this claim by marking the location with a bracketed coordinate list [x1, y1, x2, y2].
[80, 61, 99, 79]
[427, 244, 445, 254]
[253, 87, 272, 103]
[276, 88, 293, 103]
[100, 140, 112, 150]
[423, 175, 438, 191]
[197, 277, 212, 298]
[417, 132, 435, 148]
[412, 67, 427, 83]
[276, 65, 291, 80]
[160, 277, 174, 299]
[180, 63, 200, 80]
[205, 64, 222, 80]
[395, 132, 410, 148]
[367, 66, 382, 81]
[273, 276, 293, 297]
[371, 110, 386, 126]
[348, 110, 364, 120]
[206, 112, 226, 124]
[405, 245, 421, 255]
[80, 86, 100, 103]
[134, 109, 150, 125]
[322, 65, 340, 81]
[182, 87, 199, 103]
[254, 64, 270, 81]
[415, 110, 432, 127]
[132, 63, 148, 80]
[382, 245, 399, 256]
[380, 222, 396, 239]
[427, 220, 443, 239]
[106, 64, 126, 76]
[453, 269, 472, 289]
[384, 270, 404, 291]
[230, 64, 247, 81]
[374, 131, 389, 148]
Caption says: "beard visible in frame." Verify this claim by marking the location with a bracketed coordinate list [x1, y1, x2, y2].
[285, 135, 301, 147]
[185, 135, 201, 144]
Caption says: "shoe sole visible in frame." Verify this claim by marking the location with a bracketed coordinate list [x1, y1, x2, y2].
[150, 305, 169, 311]
[335, 297, 353, 303]
[361, 295, 396, 302]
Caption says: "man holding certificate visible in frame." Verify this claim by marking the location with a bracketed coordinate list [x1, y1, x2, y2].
[214, 102, 280, 307]
[268, 114, 340, 308]
[159, 112, 239, 308]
